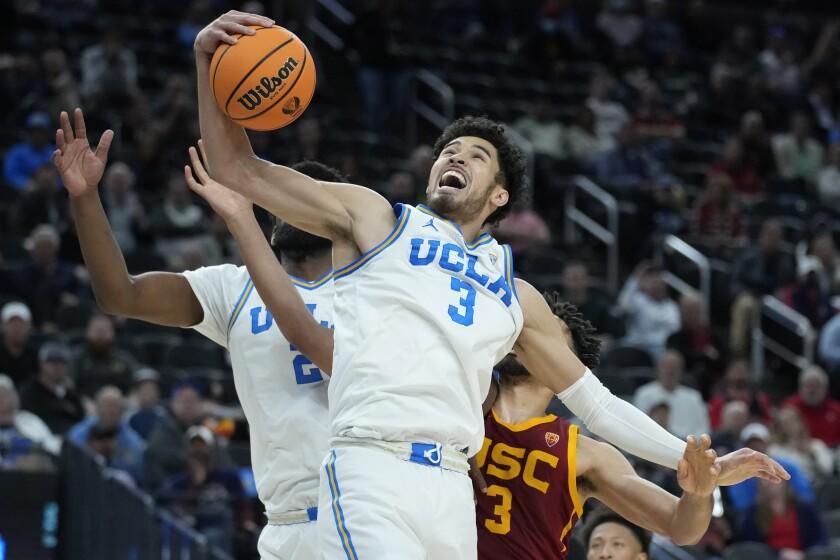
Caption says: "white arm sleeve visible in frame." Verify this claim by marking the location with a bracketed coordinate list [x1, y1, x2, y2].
[558, 369, 686, 469]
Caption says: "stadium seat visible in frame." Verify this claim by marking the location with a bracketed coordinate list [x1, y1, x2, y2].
[600, 346, 654, 369]
[132, 334, 182, 367]
[164, 341, 226, 369]
[816, 481, 840, 512]
[722, 542, 776, 560]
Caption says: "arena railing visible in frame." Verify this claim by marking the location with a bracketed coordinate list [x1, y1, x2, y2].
[656, 235, 711, 311]
[407, 69, 454, 145]
[563, 176, 619, 295]
[309, 0, 354, 50]
[59, 441, 234, 560]
[750, 295, 816, 383]
[505, 127, 536, 202]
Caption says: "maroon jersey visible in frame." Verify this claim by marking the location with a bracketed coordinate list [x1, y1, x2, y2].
[475, 410, 582, 560]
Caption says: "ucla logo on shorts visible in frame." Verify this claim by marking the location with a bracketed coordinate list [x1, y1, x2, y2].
[410, 442, 443, 467]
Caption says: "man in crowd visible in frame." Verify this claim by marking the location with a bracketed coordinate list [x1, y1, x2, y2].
[782, 366, 840, 447]
[0, 301, 39, 386]
[18, 343, 85, 435]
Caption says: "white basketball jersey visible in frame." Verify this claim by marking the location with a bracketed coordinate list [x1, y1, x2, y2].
[182, 264, 333, 516]
[329, 204, 524, 455]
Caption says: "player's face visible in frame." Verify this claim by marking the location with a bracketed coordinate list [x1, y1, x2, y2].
[426, 136, 508, 222]
[587, 522, 647, 560]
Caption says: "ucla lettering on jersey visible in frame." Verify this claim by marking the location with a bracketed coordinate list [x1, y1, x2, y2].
[328, 204, 524, 455]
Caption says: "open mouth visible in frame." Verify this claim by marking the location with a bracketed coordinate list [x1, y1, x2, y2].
[439, 169, 467, 190]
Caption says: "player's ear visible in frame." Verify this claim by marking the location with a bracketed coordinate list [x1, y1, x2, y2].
[490, 184, 509, 208]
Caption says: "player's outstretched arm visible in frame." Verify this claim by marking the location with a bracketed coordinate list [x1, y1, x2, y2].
[54, 109, 203, 327]
[184, 141, 334, 372]
[577, 434, 718, 546]
[193, 11, 394, 252]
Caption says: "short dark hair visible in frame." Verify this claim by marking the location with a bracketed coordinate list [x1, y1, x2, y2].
[543, 293, 601, 369]
[270, 161, 345, 260]
[581, 508, 651, 554]
[432, 116, 527, 224]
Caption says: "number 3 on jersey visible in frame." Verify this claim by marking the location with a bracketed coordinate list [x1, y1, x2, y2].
[485, 484, 512, 534]
[449, 277, 476, 326]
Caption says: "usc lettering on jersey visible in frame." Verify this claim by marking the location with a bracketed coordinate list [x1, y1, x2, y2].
[475, 410, 582, 560]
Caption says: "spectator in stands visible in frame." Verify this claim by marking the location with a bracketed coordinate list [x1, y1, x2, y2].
[2, 111, 55, 190]
[68, 385, 144, 483]
[0, 374, 60, 463]
[805, 231, 840, 296]
[666, 292, 725, 397]
[493, 207, 550, 258]
[631, 80, 685, 145]
[768, 406, 834, 484]
[738, 478, 827, 555]
[158, 425, 252, 554]
[18, 343, 85, 435]
[711, 400, 749, 456]
[177, 0, 215, 51]
[72, 314, 137, 398]
[617, 262, 680, 357]
[758, 26, 803, 99]
[772, 111, 824, 185]
[586, 73, 629, 142]
[12, 163, 68, 236]
[708, 359, 773, 430]
[819, 314, 840, 378]
[0, 302, 38, 386]
[783, 257, 833, 329]
[596, 0, 643, 53]
[582, 509, 651, 560]
[726, 423, 814, 511]
[148, 172, 205, 240]
[513, 97, 566, 161]
[592, 122, 674, 196]
[558, 261, 619, 338]
[102, 162, 146, 253]
[817, 143, 840, 210]
[782, 366, 840, 448]
[690, 172, 744, 250]
[710, 137, 764, 198]
[127, 367, 166, 440]
[80, 26, 139, 110]
[40, 48, 81, 120]
[406, 145, 434, 198]
[144, 382, 232, 491]
[380, 171, 416, 205]
[566, 105, 613, 166]
[729, 220, 796, 355]
[737, 110, 777, 180]
[641, 0, 682, 64]
[633, 349, 710, 439]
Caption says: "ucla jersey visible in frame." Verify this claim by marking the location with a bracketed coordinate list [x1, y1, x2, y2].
[329, 204, 524, 455]
[182, 264, 333, 516]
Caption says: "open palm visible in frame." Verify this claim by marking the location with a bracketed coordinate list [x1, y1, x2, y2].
[52, 108, 114, 196]
[184, 139, 252, 221]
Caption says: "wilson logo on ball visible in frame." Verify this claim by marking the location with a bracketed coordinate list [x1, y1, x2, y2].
[236, 56, 300, 111]
[282, 97, 301, 115]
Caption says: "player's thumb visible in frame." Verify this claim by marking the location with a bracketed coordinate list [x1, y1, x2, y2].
[677, 458, 688, 481]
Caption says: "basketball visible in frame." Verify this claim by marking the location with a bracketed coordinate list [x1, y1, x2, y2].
[209, 25, 316, 131]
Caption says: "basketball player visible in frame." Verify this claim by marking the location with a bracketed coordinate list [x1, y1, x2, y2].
[193, 12, 788, 558]
[476, 297, 760, 559]
[581, 509, 652, 560]
[53, 109, 338, 559]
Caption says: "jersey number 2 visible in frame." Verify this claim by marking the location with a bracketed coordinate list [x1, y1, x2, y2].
[448, 277, 476, 326]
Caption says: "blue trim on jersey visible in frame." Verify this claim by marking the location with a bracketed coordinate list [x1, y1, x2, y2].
[226, 278, 255, 334]
[288, 269, 334, 290]
[325, 450, 358, 560]
[416, 204, 495, 249]
[333, 204, 411, 280]
[502, 244, 519, 301]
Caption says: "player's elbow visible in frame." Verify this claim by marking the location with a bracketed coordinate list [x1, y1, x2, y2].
[667, 525, 705, 546]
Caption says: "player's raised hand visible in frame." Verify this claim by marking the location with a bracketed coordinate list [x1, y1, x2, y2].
[184, 139, 252, 223]
[715, 447, 791, 487]
[194, 10, 275, 55]
[676, 435, 720, 497]
[52, 108, 114, 197]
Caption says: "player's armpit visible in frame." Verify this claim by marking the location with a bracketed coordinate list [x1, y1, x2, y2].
[577, 436, 713, 546]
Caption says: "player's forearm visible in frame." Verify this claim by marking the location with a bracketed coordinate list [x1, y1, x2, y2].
[226, 212, 335, 372]
[70, 190, 138, 314]
[667, 492, 713, 545]
[194, 49, 255, 180]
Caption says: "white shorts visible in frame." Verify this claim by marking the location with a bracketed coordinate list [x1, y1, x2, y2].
[317, 444, 477, 560]
[258, 522, 319, 560]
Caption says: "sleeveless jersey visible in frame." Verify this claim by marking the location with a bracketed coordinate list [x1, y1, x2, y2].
[476, 410, 582, 560]
[182, 264, 333, 516]
[329, 204, 524, 455]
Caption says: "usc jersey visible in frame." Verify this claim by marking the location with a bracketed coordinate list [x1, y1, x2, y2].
[475, 410, 582, 560]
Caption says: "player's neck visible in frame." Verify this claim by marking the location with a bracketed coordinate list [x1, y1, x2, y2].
[281, 251, 332, 282]
[494, 380, 555, 425]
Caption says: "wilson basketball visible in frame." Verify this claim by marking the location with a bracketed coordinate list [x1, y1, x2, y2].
[209, 25, 316, 131]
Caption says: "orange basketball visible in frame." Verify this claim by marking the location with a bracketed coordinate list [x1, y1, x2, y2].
[209, 25, 316, 131]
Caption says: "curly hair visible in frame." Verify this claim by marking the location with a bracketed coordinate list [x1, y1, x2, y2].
[432, 116, 527, 224]
[543, 292, 602, 369]
[581, 508, 651, 554]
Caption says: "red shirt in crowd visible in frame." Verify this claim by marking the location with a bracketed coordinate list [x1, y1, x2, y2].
[767, 507, 802, 551]
[708, 393, 773, 431]
[782, 395, 840, 447]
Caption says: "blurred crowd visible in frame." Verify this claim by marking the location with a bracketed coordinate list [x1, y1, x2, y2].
[2, 0, 840, 559]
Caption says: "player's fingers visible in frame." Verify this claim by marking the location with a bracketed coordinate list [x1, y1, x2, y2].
[188, 147, 210, 182]
[227, 12, 274, 27]
[215, 29, 238, 45]
[74, 108, 87, 140]
[95, 130, 114, 162]
[56, 128, 65, 151]
[686, 435, 696, 454]
[223, 22, 257, 36]
[197, 139, 209, 168]
[705, 449, 717, 462]
[51, 149, 61, 167]
[184, 165, 201, 190]
[677, 458, 688, 479]
[699, 434, 712, 451]
[60, 111, 74, 142]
